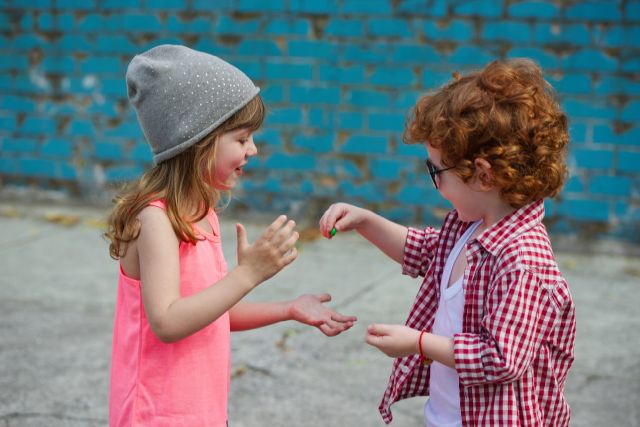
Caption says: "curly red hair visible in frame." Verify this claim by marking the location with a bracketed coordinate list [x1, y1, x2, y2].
[404, 58, 569, 208]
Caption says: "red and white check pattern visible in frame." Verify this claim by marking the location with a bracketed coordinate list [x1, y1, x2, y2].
[379, 200, 576, 426]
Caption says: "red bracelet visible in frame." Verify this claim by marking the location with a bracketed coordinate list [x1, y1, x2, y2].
[419, 330, 433, 366]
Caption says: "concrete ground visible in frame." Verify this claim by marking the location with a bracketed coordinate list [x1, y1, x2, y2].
[0, 199, 639, 427]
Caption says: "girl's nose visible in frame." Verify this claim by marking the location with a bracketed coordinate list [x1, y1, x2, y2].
[246, 137, 258, 157]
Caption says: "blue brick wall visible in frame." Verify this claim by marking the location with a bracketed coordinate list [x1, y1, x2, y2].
[1, 1, 639, 242]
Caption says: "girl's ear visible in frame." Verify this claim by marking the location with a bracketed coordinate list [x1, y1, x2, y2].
[473, 158, 494, 190]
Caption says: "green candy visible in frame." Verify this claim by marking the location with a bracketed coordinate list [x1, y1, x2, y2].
[330, 227, 337, 237]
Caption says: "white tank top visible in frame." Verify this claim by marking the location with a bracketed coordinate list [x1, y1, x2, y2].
[424, 220, 482, 427]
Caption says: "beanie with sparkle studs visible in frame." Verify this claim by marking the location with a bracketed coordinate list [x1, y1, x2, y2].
[126, 44, 260, 164]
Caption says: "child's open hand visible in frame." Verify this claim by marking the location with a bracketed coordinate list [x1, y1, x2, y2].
[235, 215, 299, 287]
[288, 293, 357, 336]
[318, 202, 367, 239]
[365, 323, 420, 358]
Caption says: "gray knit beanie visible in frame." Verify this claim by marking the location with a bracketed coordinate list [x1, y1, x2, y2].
[126, 44, 260, 164]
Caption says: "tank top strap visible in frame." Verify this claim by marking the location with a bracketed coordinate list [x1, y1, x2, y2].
[148, 199, 167, 210]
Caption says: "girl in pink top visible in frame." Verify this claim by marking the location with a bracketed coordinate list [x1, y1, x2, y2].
[104, 45, 357, 427]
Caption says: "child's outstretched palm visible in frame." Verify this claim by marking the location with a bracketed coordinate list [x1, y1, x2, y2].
[288, 293, 357, 336]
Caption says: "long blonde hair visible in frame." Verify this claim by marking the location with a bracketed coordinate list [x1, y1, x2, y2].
[105, 95, 265, 259]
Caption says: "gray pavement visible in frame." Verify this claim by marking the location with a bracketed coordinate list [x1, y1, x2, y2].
[1, 199, 639, 427]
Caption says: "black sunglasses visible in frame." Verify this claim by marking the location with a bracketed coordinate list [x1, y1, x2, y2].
[425, 159, 456, 189]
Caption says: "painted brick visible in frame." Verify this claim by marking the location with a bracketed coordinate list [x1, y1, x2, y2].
[38, 13, 74, 31]
[268, 108, 303, 126]
[397, 143, 425, 157]
[56, 0, 96, 8]
[596, 76, 640, 96]
[100, 79, 128, 98]
[423, 70, 455, 89]
[482, 21, 531, 43]
[393, 92, 420, 110]
[324, 19, 363, 37]
[423, 20, 474, 42]
[264, 153, 316, 171]
[21, 117, 57, 135]
[0, 54, 29, 71]
[453, 0, 503, 18]
[105, 121, 143, 139]
[562, 98, 617, 120]
[341, 135, 388, 154]
[370, 67, 415, 87]
[341, 0, 392, 14]
[237, 0, 286, 13]
[347, 90, 391, 108]
[215, 15, 260, 35]
[574, 148, 613, 169]
[130, 144, 153, 162]
[67, 120, 96, 137]
[255, 129, 283, 147]
[16, 158, 56, 178]
[291, 134, 334, 153]
[265, 62, 312, 80]
[339, 182, 385, 202]
[621, 100, 640, 121]
[260, 85, 284, 103]
[40, 56, 75, 74]
[307, 108, 335, 128]
[589, 175, 631, 197]
[2, 138, 39, 153]
[13, 34, 47, 50]
[368, 18, 413, 38]
[290, 86, 340, 105]
[626, 1, 640, 20]
[95, 35, 138, 54]
[167, 15, 212, 33]
[319, 64, 365, 84]
[230, 60, 262, 81]
[448, 46, 497, 66]
[265, 18, 310, 36]
[397, 0, 447, 17]
[563, 49, 618, 72]
[94, 142, 124, 161]
[569, 123, 588, 144]
[547, 73, 591, 95]
[368, 113, 405, 133]
[1, 95, 36, 112]
[622, 57, 640, 73]
[141, 0, 184, 9]
[393, 44, 442, 63]
[81, 56, 123, 74]
[534, 24, 591, 46]
[507, 48, 560, 70]
[101, 0, 142, 8]
[105, 165, 144, 183]
[0, 158, 18, 175]
[618, 151, 640, 172]
[289, 41, 339, 59]
[370, 158, 405, 179]
[192, 0, 234, 11]
[121, 14, 164, 32]
[508, 1, 559, 18]
[565, 2, 622, 22]
[601, 26, 640, 48]
[40, 138, 73, 157]
[57, 162, 77, 180]
[290, 0, 337, 14]
[0, 115, 16, 132]
[343, 43, 392, 63]
[338, 112, 363, 130]
[563, 176, 584, 193]
[593, 125, 640, 145]
[395, 184, 434, 204]
[558, 198, 610, 221]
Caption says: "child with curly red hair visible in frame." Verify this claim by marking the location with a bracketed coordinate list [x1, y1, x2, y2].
[320, 58, 575, 426]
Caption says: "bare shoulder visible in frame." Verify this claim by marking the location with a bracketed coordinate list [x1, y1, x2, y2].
[137, 205, 179, 245]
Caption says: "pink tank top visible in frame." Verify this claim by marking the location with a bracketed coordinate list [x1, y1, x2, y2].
[109, 200, 230, 427]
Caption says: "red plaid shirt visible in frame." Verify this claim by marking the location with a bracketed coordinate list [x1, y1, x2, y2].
[379, 200, 576, 426]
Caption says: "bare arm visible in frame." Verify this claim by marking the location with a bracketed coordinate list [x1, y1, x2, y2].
[229, 295, 357, 336]
[319, 203, 408, 265]
[138, 207, 298, 343]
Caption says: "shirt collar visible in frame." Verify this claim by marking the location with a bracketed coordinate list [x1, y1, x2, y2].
[473, 199, 546, 256]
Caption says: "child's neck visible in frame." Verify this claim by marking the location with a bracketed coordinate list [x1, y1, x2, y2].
[477, 195, 517, 233]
